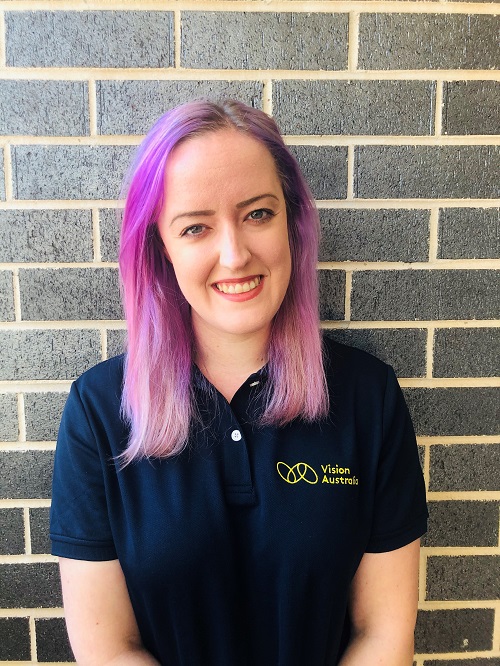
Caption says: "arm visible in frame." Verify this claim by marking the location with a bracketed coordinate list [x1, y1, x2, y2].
[59, 557, 160, 666]
[338, 538, 420, 666]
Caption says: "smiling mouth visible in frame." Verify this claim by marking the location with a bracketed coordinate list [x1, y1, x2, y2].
[214, 276, 262, 295]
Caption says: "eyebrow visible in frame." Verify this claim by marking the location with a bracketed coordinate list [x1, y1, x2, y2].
[170, 193, 279, 226]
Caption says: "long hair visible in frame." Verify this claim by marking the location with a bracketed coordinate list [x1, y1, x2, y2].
[119, 100, 328, 463]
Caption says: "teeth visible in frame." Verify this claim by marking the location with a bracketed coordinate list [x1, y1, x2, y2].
[216, 276, 261, 294]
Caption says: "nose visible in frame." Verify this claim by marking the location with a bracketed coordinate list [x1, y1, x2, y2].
[218, 224, 251, 271]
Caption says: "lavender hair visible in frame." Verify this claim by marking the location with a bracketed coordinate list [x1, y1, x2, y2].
[119, 100, 329, 463]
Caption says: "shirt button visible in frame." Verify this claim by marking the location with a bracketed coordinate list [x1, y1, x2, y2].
[231, 430, 242, 442]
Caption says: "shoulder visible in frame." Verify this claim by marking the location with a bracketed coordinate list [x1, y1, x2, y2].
[322, 336, 390, 385]
[72, 354, 125, 410]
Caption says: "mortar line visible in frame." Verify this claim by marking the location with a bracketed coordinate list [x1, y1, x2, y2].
[0, 320, 126, 331]
[23, 507, 32, 555]
[17, 393, 26, 442]
[92, 208, 102, 262]
[0, 608, 66, 619]
[101, 329, 107, 362]
[1, 68, 500, 82]
[344, 271, 352, 322]
[3, 198, 499, 211]
[418, 551, 427, 604]
[423, 442, 430, 494]
[0, 499, 52, 510]
[3, 143, 13, 201]
[428, 207, 439, 261]
[88, 78, 98, 136]
[427, 491, 500, 501]
[0, 442, 56, 451]
[493, 605, 500, 650]
[29, 615, 37, 663]
[347, 11, 359, 72]
[174, 9, 181, 69]
[5, 134, 500, 148]
[12, 267, 21, 322]
[262, 79, 273, 116]
[2, 1, 500, 15]
[426, 326, 435, 379]
[434, 80, 444, 137]
[0, 11, 5, 68]
[3, 127, 500, 147]
[346, 145, 355, 200]
[4, 259, 500, 270]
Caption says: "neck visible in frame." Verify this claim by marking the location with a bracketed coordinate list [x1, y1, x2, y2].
[194, 324, 269, 402]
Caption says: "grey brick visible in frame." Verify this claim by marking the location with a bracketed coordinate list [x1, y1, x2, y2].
[107, 329, 127, 358]
[355, 146, 500, 199]
[30, 507, 51, 555]
[359, 15, 500, 70]
[36, 618, 74, 662]
[319, 209, 429, 262]
[100, 208, 121, 262]
[322, 328, 427, 378]
[404, 388, 500, 436]
[0, 330, 101, 381]
[318, 270, 345, 320]
[0, 562, 62, 607]
[0, 450, 54, 499]
[6, 11, 173, 68]
[0, 81, 89, 136]
[0, 209, 93, 262]
[423, 501, 499, 547]
[0, 394, 18, 441]
[438, 208, 500, 260]
[443, 81, 500, 136]
[25, 392, 68, 441]
[289, 146, 348, 199]
[351, 270, 499, 321]
[0, 508, 24, 554]
[415, 609, 494, 653]
[0, 618, 30, 661]
[0, 148, 4, 200]
[181, 12, 348, 70]
[274, 81, 435, 135]
[434, 328, 500, 377]
[97, 80, 264, 135]
[429, 444, 500, 492]
[19, 268, 122, 321]
[12, 145, 134, 200]
[0, 271, 15, 322]
[427, 556, 500, 601]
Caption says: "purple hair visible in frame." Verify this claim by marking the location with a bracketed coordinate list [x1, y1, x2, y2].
[119, 100, 328, 462]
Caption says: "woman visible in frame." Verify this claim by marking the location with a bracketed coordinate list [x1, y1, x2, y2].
[50, 100, 427, 665]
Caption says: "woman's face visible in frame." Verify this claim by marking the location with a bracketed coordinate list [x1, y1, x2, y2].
[157, 129, 292, 345]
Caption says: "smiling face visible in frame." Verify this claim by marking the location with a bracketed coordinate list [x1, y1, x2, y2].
[157, 129, 292, 348]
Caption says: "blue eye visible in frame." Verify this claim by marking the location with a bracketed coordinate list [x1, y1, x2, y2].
[248, 209, 274, 221]
[181, 225, 205, 237]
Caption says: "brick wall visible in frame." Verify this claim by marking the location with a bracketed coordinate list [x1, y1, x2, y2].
[0, 1, 498, 663]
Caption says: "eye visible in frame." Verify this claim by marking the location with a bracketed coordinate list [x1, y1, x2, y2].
[247, 208, 275, 222]
[180, 224, 206, 237]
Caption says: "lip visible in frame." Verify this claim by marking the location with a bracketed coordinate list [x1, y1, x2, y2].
[211, 275, 264, 302]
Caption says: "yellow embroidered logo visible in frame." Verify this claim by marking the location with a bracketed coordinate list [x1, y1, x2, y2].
[277, 462, 359, 487]
[276, 462, 319, 485]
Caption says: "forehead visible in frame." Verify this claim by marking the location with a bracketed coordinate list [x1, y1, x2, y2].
[164, 129, 282, 202]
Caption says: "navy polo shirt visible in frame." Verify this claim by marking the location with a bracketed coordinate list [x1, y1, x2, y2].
[50, 340, 427, 666]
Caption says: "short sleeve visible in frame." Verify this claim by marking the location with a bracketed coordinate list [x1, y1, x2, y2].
[50, 381, 117, 561]
[366, 365, 428, 553]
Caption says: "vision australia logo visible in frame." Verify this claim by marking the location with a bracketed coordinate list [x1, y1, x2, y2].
[276, 461, 319, 485]
[277, 461, 359, 486]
